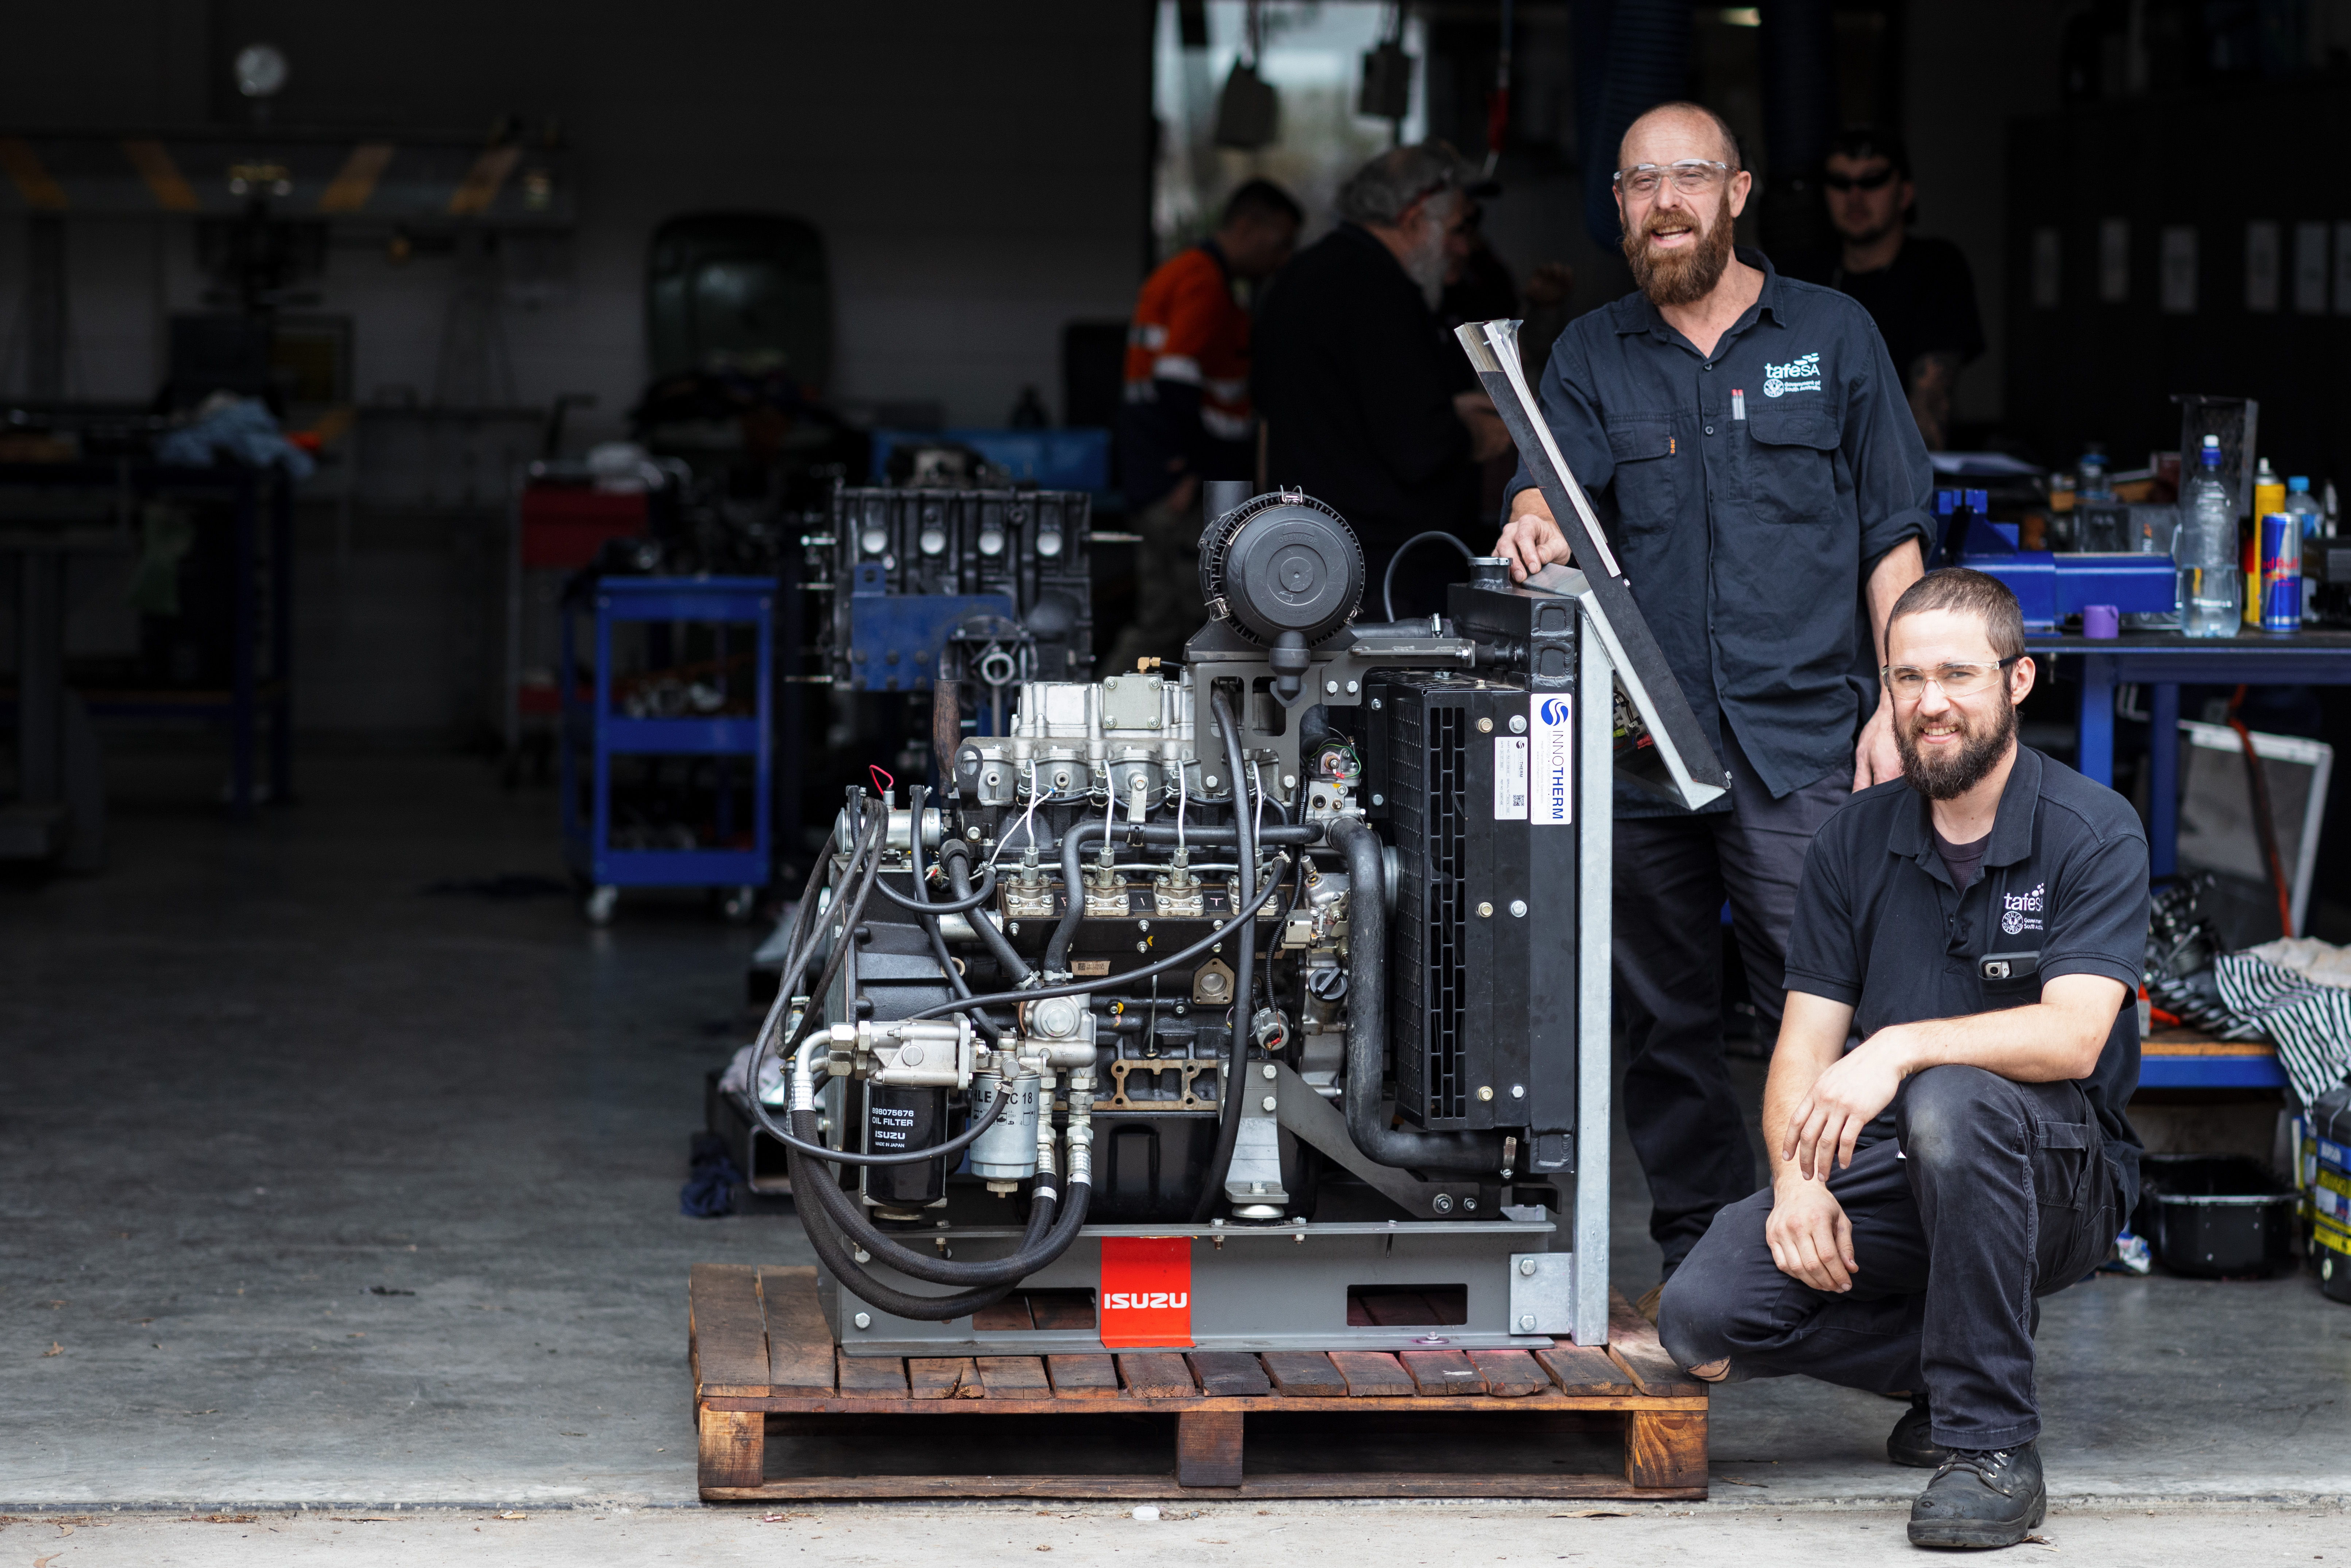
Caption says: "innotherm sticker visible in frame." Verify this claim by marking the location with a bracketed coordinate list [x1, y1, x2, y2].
[1493, 735, 1529, 819]
[1531, 694, 1573, 825]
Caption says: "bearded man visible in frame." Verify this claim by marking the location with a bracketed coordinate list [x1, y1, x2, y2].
[1252, 141, 1512, 603]
[1657, 568, 2148, 1548]
[1490, 102, 1931, 1296]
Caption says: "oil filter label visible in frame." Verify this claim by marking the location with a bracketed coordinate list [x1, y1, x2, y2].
[1532, 694, 1573, 826]
[1098, 1235, 1193, 1347]
[1494, 735, 1529, 819]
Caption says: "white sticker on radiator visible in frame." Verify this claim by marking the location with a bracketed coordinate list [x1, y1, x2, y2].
[1531, 694, 1573, 825]
[1493, 736, 1529, 819]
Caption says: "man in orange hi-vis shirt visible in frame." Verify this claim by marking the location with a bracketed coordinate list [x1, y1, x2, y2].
[1109, 178, 1301, 671]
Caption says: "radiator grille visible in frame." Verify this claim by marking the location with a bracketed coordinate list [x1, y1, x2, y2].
[1389, 683, 1469, 1125]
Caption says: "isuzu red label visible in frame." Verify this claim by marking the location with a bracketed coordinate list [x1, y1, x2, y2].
[1097, 1236, 1193, 1347]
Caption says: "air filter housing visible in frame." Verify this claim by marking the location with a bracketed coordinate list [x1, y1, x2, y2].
[1197, 491, 1363, 648]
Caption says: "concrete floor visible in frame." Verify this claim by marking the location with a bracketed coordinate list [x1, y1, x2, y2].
[3, 749, 2347, 1536]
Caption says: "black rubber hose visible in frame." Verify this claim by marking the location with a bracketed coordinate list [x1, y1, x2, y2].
[1382, 530, 1475, 622]
[902, 841, 1298, 1023]
[1189, 688, 1259, 1222]
[784, 1139, 1023, 1321]
[906, 788, 1001, 1045]
[790, 1107, 1088, 1288]
[1328, 816, 1506, 1176]
[948, 841, 1032, 988]
[1044, 822, 1320, 975]
[872, 863, 998, 916]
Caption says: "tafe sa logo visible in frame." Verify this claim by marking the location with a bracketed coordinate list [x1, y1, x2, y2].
[1762, 352, 1822, 397]
[1099, 1236, 1193, 1347]
[1999, 881, 2046, 937]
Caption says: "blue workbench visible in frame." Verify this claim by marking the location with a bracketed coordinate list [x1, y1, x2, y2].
[2027, 628, 2351, 1091]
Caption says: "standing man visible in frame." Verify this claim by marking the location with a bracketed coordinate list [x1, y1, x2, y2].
[1492, 101, 1930, 1305]
[1788, 127, 1985, 452]
[1252, 142, 1512, 608]
[1110, 178, 1302, 672]
[1659, 568, 2147, 1548]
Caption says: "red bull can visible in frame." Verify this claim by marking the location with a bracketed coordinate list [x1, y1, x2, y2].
[2261, 511, 2302, 634]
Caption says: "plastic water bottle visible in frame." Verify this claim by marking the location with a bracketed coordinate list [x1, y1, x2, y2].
[2179, 435, 2241, 637]
[2078, 444, 2113, 501]
[2287, 475, 2322, 538]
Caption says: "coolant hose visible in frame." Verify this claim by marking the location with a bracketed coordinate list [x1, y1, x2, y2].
[947, 841, 1032, 988]
[1328, 816, 1507, 1176]
[1189, 687, 1259, 1221]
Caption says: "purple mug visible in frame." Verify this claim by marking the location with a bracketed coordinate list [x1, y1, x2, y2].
[2082, 603, 2120, 640]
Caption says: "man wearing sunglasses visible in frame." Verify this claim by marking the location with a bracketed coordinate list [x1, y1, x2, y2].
[1658, 568, 2148, 1549]
[1790, 127, 1985, 452]
[1492, 101, 1931, 1311]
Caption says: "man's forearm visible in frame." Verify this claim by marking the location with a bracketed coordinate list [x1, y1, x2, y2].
[1764, 993, 1854, 1186]
[1869, 977, 2125, 1085]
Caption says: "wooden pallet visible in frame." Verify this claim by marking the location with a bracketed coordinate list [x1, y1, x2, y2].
[690, 1264, 1707, 1501]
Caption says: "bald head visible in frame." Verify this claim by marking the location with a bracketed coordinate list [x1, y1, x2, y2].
[1618, 101, 1742, 176]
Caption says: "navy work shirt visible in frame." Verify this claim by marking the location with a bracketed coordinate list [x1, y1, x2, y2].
[1505, 249, 1932, 812]
[1783, 745, 2150, 1209]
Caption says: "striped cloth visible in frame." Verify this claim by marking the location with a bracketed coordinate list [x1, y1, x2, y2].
[2211, 951, 2351, 1106]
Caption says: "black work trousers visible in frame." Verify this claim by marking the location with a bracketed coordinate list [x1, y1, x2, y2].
[1655, 1065, 2122, 1450]
[1615, 729, 1851, 1272]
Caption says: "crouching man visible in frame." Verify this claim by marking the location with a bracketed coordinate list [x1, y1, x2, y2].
[1657, 568, 2148, 1549]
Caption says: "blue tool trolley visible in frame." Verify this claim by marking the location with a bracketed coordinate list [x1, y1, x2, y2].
[560, 576, 775, 924]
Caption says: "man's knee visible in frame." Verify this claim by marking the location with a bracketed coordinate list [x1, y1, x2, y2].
[1898, 1063, 2010, 1171]
[1655, 1213, 1768, 1375]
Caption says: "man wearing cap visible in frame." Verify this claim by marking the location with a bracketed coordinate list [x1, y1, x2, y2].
[1491, 101, 1931, 1308]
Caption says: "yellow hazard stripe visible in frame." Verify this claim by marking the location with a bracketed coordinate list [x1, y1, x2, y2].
[120, 139, 199, 211]
[447, 144, 519, 216]
[319, 142, 396, 213]
[0, 138, 66, 209]
[2316, 1214, 2350, 1256]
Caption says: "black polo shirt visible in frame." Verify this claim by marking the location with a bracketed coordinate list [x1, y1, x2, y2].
[1506, 249, 1932, 814]
[1784, 744, 2150, 1208]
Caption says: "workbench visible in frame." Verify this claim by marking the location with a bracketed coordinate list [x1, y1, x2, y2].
[2029, 629, 2351, 1092]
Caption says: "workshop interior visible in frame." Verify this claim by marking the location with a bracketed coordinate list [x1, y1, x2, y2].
[4, 0, 2351, 1525]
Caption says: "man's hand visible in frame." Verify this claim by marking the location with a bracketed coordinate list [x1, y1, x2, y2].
[1784, 1033, 1908, 1179]
[1852, 691, 1902, 790]
[1766, 1177, 1858, 1292]
[1453, 390, 1513, 463]
[1494, 492, 1572, 582]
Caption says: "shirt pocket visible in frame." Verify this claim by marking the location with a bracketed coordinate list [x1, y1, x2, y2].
[1603, 416, 1677, 533]
[1742, 403, 1843, 526]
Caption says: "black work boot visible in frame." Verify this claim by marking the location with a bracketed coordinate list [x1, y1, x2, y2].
[1907, 1442, 2046, 1549]
[1886, 1395, 1949, 1468]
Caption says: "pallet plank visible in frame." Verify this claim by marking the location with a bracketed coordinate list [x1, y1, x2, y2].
[690, 1264, 770, 1395]
[1537, 1343, 1639, 1396]
[908, 1357, 982, 1400]
[1465, 1348, 1549, 1398]
[1401, 1348, 1486, 1397]
[1627, 1410, 1709, 1490]
[1119, 1352, 1201, 1399]
[975, 1355, 1053, 1397]
[1046, 1354, 1122, 1399]
[969, 1298, 1035, 1332]
[697, 1407, 764, 1493]
[1608, 1291, 1703, 1397]
[835, 1348, 910, 1397]
[1188, 1352, 1272, 1398]
[1176, 1408, 1244, 1487]
[1329, 1351, 1416, 1398]
[1028, 1291, 1097, 1330]
[756, 1267, 836, 1397]
[1261, 1351, 1347, 1398]
[706, 1472, 1705, 1501]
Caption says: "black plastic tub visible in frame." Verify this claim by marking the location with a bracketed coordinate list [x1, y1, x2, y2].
[2134, 1154, 2298, 1278]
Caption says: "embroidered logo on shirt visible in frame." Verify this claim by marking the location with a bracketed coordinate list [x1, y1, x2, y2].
[2000, 881, 2046, 936]
[1762, 352, 1823, 398]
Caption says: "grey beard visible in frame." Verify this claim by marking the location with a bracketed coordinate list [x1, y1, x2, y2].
[1402, 225, 1447, 308]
